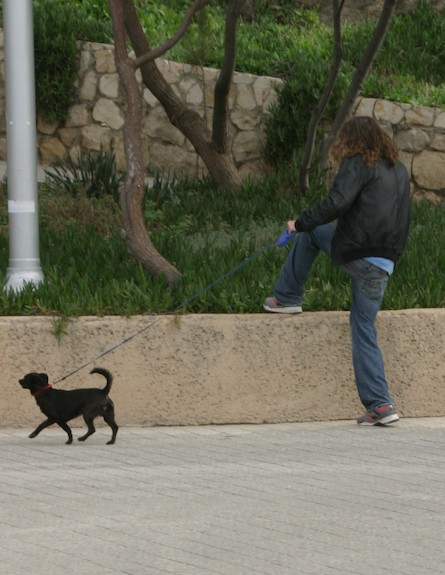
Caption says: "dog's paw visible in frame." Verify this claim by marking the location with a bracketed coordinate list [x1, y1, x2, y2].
[65, 438, 73, 445]
[28, 432, 37, 439]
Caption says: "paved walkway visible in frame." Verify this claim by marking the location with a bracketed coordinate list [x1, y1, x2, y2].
[1, 419, 445, 575]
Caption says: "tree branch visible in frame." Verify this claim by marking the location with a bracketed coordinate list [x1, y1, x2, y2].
[321, 0, 397, 162]
[299, 0, 343, 192]
[212, 0, 246, 152]
[133, 0, 210, 69]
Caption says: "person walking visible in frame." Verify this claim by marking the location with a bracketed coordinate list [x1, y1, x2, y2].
[263, 116, 411, 426]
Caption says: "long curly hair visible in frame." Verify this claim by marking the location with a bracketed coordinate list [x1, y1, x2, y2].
[329, 116, 399, 167]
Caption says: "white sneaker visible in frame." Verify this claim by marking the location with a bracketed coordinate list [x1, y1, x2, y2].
[263, 297, 302, 314]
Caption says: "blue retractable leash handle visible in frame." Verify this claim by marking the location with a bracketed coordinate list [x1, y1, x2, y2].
[276, 230, 296, 247]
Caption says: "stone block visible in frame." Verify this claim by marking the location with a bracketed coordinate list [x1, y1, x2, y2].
[412, 149, 445, 190]
[81, 124, 112, 151]
[185, 82, 204, 106]
[231, 110, 260, 131]
[395, 127, 430, 152]
[236, 84, 257, 111]
[39, 137, 67, 164]
[80, 70, 98, 101]
[232, 130, 263, 162]
[37, 116, 59, 136]
[142, 88, 159, 108]
[99, 73, 120, 99]
[353, 97, 376, 118]
[374, 99, 404, 124]
[434, 111, 445, 129]
[92, 98, 124, 130]
[430, 132, 445, 151]
[142, 106, 185, 146]
[79, 43, 93, 75]
[148, 142, 199, 178]
[94, 46, 116, 74]
[59, 127, 80, 148]
[405, 105, 435, 126]
[67, 104, 90, 128]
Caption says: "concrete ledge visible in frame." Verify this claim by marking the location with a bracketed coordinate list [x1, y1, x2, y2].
[2, 310, 445, 428]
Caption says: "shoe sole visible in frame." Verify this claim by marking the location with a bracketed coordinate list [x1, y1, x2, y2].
[263, 304, 302, 314]
[358, 413, 400, 426]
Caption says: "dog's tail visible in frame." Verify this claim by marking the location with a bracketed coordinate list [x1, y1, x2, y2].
[90, 367, 113, 395]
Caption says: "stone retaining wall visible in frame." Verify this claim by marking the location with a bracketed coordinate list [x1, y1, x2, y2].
[2, 310, 445, 429]
[0, 35, 281, 182]
[0, 34, 444, 200]
[354, 97, 445, 203]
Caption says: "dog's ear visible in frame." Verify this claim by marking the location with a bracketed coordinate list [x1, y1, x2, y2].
[36, 373, 49, 385]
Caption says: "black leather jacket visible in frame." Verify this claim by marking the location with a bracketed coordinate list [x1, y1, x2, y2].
[295, 154, 411, 264]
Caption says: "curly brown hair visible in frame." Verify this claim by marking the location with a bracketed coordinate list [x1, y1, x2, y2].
[329, 116, 399, 167]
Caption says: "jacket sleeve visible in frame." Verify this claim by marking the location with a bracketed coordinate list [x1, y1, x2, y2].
[295, 155, 365, 232]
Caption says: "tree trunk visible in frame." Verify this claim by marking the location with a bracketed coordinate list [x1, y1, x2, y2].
[109, 0, 181, 287]
[213, 0, 246, 152]
[320, 0, 397, 162]
[299, 0, 344, 193]
[122, 0, 243, 190]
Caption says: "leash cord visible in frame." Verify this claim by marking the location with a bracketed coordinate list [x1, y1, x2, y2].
[55, 238, 277, 383]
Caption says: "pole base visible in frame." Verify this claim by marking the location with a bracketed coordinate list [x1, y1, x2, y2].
[5, 267, 44, 293]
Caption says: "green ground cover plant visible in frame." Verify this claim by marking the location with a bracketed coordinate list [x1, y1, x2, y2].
[1, 170, 444, 316]
[7, 0, 443, 123]
[21, 0, 445, 162]
[1, 1, 444, 316]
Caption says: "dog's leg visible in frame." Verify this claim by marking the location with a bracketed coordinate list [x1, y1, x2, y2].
[29, 419, 73, 444]
[103, 411, 119, 445]
[56, 420, 74, 444]
[78, 415, 96, 442]
[29, 418, 55, 439]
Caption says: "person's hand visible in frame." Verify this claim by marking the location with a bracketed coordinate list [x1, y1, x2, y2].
[287, 220, 297, 234]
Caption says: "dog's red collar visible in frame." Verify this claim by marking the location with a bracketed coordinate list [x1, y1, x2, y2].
[32, 384, 52, 397]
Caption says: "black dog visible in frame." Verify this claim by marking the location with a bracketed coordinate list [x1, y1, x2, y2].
[19, 367, 118, 445]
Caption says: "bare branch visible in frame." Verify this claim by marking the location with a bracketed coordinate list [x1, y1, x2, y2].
[213, 0, 246, 152]
[337, 0, 346, 17]
[299, 0, 344, 192]
[321, 0, 397, 161]
[133, 0, 210, 69]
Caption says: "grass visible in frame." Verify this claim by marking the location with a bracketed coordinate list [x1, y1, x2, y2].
[0, 172, 444, 317]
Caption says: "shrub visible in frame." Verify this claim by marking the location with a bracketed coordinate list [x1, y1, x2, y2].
[33, 0, 112, 122]
[263, 0, 445, 165]
[262, 45, 351, 167]
[45, 147, 124, 202]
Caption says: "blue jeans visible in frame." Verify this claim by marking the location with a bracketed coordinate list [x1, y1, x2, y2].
[274, 223, 392, 410]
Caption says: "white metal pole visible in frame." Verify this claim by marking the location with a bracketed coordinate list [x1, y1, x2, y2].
[3, 0, 43, 293]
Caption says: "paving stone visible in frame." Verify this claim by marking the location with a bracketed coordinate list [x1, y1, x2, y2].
[1, 419, 445, 574]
